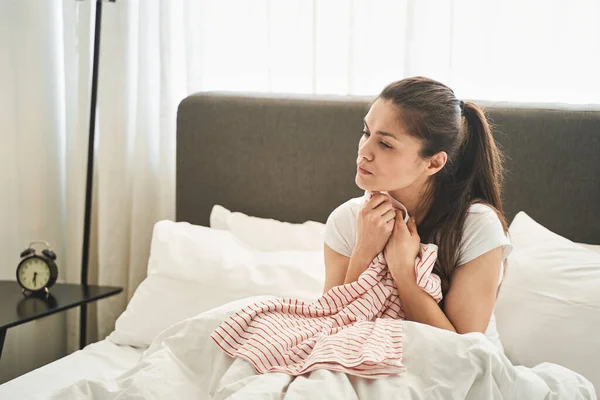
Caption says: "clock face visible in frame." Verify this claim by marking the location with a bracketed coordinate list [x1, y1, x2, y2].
[18, 257, 51, 291]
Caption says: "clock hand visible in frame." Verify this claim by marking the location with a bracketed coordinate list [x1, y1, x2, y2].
[33, 272, 37, 286]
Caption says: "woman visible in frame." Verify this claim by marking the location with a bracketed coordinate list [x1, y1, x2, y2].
[323, 76, 512, 351]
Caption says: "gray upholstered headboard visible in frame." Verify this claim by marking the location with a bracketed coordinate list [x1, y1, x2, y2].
[176, 92, 600, 244]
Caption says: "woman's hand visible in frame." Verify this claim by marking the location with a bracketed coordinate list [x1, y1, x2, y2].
[354, 193, 396, 263]
[384, 215, 422, 282]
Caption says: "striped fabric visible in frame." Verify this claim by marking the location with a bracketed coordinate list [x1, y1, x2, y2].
[210, 244, 441, 378]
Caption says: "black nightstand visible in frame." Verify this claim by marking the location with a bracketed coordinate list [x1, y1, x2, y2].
[0, 280, 122, 360]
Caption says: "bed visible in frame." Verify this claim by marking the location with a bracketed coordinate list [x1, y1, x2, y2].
[0, 340, 144, 399]
[1, 92, 599, 399]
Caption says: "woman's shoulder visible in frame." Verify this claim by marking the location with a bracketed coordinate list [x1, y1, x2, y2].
[464, 202, 506, 229]
[458, 202, 512, 266]
[467, 202, 500, 216]
[324, 195, 363, 257]
[325, 195, 363, 231]
[328, 195, 364, 220]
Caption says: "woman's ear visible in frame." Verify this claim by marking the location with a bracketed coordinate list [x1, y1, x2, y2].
[425, 151, 447, 176]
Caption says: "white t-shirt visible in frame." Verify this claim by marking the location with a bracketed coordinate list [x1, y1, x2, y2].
[324, 193, 513, 351]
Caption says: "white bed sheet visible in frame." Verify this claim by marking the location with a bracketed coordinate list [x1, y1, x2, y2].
[49, 296, 596, 399]
[0, 339, 146, 400]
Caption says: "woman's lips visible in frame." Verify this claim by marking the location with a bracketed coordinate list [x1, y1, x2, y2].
[357, 166, 373, 175]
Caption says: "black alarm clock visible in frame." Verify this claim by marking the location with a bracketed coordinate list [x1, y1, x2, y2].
[16, 240, 58, 296]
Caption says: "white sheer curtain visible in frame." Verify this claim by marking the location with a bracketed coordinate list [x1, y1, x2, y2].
[191, 0, 600, 103]
[90, 0, 185, 345]
[0, 0, 93, 379]
[1, 0, 599, 372]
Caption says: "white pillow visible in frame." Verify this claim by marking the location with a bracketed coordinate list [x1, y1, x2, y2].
[210, 204, 326, 252]
[495, 211, 600, 389]
[577, 242, 600, 255]
[108, 220, 326, 347]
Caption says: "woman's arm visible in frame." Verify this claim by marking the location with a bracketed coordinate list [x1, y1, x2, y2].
[323, 244, 349, 293]
[393, 274, 456, 332]
[323, 244, 374, 293]
[385, 215, 504, 333]
[441, 247, 503, 333]
[343, 247, 377, 285]
[393, 247, 502, 333]
[323, 194, 395, 293]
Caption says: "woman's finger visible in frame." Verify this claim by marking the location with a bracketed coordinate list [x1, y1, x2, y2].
[407, 217, 419, 236]
[382, 209, 396, 223]
[367, 193, 390, 209]
[395, 213, 409, 233]
[375, 201, 394, 216]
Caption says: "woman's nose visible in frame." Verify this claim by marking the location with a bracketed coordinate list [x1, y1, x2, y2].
[358, 137, 374, 161]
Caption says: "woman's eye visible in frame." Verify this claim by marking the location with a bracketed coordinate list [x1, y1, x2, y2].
[361, 131, 392, 149]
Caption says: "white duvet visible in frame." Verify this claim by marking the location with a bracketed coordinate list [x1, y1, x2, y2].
[50, 296, 596, 400]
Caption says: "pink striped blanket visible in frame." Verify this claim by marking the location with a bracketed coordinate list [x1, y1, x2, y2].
[210, 244, 442, 378]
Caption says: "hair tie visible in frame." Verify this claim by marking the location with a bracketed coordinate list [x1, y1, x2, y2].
[459, 100, 465, 116]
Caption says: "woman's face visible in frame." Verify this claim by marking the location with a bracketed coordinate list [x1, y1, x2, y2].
[356, 98, 430, 192]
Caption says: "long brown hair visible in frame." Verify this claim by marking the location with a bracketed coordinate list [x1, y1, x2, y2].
[379, 76, 508, 299]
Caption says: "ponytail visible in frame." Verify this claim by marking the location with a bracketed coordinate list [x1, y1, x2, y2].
[461, 102, 508, 232]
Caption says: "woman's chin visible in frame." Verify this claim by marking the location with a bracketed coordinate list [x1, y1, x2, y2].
[355, 175, 376, 191]
[356, 175, 393, 193]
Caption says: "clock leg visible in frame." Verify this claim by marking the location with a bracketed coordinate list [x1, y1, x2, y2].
[0, 328, 6, 360]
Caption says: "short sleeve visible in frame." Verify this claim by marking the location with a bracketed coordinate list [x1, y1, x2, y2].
[457, 204, 513, 266]
[324, 200, 357, 258]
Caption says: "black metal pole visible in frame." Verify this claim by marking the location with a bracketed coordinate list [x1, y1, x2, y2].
[0, 328, 6, 360]
[80, 0, 104, 351]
